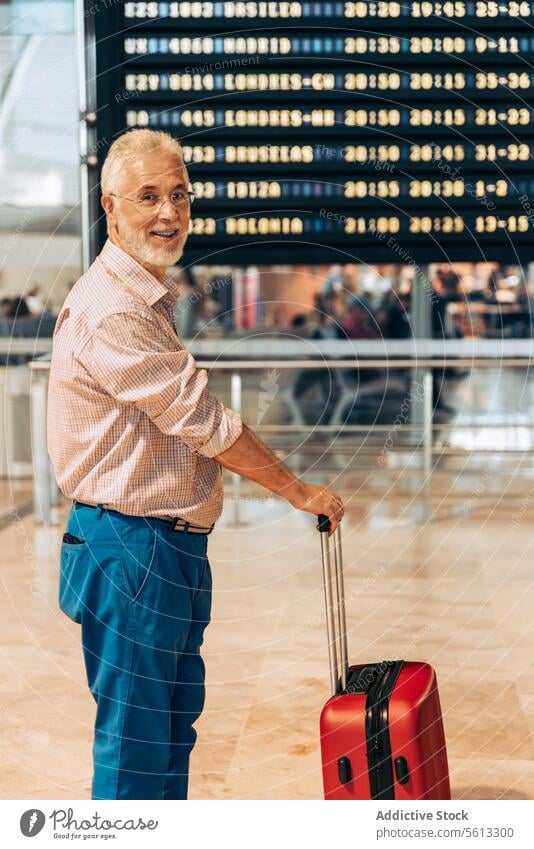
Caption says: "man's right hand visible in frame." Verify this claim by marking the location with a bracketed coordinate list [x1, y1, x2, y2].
[215, 424, 345, 534]
[287, 482, 344, 535]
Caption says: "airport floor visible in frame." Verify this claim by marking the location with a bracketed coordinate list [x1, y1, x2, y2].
[0, 469, 533, 800]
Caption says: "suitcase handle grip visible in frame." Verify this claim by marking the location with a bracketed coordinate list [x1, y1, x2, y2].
[317, 516, 349, 695]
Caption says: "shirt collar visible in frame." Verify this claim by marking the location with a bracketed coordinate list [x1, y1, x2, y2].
[98, 238, 180, 306]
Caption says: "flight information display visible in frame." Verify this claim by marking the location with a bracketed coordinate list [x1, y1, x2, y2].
[86, 0, 534, 263]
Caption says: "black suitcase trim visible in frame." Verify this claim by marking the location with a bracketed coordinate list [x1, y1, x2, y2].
[344, 659, 404, 800]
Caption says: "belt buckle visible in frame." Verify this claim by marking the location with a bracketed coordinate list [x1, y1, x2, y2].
[189, 524, 212, 534]
[172, 518, 212, 534]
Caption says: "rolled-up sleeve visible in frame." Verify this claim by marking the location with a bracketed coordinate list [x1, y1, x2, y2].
[75, 311, 242, 457]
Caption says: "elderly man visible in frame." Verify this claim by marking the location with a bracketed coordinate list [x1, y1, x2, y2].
[47, 128, 343, 800]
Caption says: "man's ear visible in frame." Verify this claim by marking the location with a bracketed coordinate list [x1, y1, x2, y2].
[101, 195, 113, 215]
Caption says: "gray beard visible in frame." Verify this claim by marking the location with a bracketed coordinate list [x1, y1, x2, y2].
[119, 223, 184, 268]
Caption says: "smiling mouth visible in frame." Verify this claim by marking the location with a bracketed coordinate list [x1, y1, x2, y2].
[150, 229, 180, 241]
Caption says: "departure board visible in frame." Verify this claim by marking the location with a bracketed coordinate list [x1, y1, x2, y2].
[84, 0, 534, 264]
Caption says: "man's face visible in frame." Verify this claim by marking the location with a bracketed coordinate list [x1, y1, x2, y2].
[102, 149, 190, 269]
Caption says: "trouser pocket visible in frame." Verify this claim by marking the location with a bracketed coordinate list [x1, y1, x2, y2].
[59, 541, 88, 623]
[119, 523, 158, 603]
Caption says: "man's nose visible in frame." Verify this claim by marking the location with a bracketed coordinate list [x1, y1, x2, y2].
[157, 197, 181, 219]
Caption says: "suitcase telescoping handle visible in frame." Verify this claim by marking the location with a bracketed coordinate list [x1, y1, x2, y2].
[318, 515, 349, 695]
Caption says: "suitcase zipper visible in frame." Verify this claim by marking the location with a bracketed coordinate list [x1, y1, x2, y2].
[364, 660, 404, 800]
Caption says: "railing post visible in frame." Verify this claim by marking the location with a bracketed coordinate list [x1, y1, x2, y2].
[411, 264, 433, 506]
[31, 370, 53, 525]
[423, 368, 433, 515]
[230, 371, 242, 526]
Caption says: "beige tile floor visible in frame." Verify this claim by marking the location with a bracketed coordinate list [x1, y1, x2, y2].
[0, 480, 533, 800]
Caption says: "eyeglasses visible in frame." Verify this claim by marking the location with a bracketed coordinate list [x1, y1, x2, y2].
[109, 190, 196, 211]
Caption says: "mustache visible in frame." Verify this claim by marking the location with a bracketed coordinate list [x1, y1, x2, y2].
[120, 227, 185, 264]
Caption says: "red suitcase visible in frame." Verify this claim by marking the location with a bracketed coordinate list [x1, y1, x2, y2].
[317, 515, 451, 800]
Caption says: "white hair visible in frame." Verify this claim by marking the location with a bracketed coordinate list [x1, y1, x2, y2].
[101, 128, 186, 195]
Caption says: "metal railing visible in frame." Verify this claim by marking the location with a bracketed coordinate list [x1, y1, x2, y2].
[28, 353, 534, 526]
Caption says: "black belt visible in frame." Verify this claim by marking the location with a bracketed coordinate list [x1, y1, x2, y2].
[73, 501, 214, 534]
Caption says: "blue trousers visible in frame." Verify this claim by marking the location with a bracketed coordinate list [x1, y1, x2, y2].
[59, 502, 212, 800]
